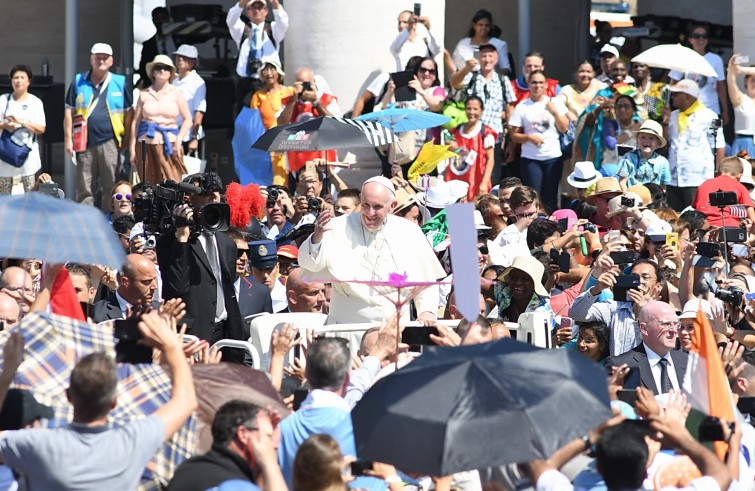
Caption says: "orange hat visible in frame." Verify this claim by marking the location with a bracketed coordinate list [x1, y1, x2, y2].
[277, 244, 299, 259]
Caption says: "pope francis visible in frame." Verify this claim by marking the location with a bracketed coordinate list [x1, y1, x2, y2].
[299, 176, 446, 324]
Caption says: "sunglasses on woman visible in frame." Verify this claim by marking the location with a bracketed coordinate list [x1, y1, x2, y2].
[418, 67, 436, 75]
[689, 33, 708, 39]
[112, 193, 132, 201]
[153, 65, 171, 72]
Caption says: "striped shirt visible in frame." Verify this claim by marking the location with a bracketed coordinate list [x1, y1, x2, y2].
[569, 290, 640, 357]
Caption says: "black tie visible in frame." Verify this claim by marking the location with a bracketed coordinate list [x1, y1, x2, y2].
[658, 358, 673, 394]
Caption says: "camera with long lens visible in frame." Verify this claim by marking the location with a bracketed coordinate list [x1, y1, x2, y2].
[715, 285, 744, 307]
[134, 179, 230, 235]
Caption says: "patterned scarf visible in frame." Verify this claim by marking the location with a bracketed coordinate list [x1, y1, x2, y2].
[677, 99, 704, 135]
[494, 283, 548, 321]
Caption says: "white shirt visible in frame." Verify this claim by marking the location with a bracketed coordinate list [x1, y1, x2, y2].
[114, 290, 132, 319]
[670, 52, 726, 115]
[226, 4, 289, 77]
[389, 24, 440, 72]
[452, 37, 511, 84]
[0, 93, 45, 177]
[668, 105, 725, 187]
[644, 342, 680, 392]
[198, 233, 228, 322]
[509, 96, 568, 160]
[366, 72, 390, 98]
[172, 70, 206, 141]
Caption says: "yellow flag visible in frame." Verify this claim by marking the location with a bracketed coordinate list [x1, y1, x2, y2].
[407, 142, 457, 180]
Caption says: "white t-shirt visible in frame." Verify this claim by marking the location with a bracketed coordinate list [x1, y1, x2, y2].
[0, 93, 45, 177]
[668, 105, 725, 187]
[509, 97, 567, 160]
[669, 52, 725, 114]
[366, 73, 390, 98]
[172, 70, 206, 141]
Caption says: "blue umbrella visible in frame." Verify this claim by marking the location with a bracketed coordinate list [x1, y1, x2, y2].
[356, 105, 450, 133]
[0, 193, 126, 269]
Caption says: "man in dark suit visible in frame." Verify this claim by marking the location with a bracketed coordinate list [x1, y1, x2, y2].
[92, 254, 158, 323]
[607, 301, 688, 395]
[226, 229, 273, 319]
[157, 174, 245, 358]
[138, 7, 182, 88]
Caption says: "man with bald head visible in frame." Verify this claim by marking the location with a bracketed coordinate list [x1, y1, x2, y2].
[0, 267, 34, 315]
[606, 300, 688, 395]
[285, 268, 325, 313]
[0, 293, 20, 330]
[299, 177, 445, 324]
[92, 254, 158, 322]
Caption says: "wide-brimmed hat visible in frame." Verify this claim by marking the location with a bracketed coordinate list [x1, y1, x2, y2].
[496, 255, 550, 298]
[568, 161, 602, 189]
[606, 192, 643, 217]
[146, 54, 177, 82]
[635, 120, 667, 148]
[586, 177, 622, 205]
[258, 59, 285, 77]
[173, 44, 198, 59]
[739, 157, 755, 189]
[627, 184, 652, 207]
[669, 79, 699, 99]
[421, 180, 468, 209]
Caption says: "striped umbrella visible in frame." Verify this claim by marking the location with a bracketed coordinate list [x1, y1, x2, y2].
[251, 116, 397, 152]
[1, 312, 197, 491]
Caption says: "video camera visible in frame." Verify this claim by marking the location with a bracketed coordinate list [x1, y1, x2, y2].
[134, 179, 230, 235]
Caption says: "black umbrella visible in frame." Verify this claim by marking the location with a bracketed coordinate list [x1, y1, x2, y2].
[252, 116, 397, 152]
[351, 338, 612, 476]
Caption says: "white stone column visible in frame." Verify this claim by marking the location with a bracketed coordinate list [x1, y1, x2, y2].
[733, 0, 755, 59]
[283, 0, 446, 112]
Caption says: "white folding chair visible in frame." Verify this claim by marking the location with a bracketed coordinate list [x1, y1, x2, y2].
[210, 339, 261, 369]
[516, 311, 553, 348]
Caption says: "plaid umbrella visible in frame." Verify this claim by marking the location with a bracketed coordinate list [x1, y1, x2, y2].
[0, 312, 196, 491]
[0, 192, 126, 269]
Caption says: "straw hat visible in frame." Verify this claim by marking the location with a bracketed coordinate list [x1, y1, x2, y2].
[496, 255, 550, 297]
[586, 177, 622, 205]
[146, 54, 177, 82]
[627, 184, 652, 207]
[635, 120, 667, 148]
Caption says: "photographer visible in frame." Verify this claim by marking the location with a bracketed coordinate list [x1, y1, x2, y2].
[157, 174, 246, 359]
[692, 157, 755, 229]
[261, 185, 295, 244]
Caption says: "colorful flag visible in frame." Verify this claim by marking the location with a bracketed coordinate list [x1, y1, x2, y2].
[682, 307, 735, 459]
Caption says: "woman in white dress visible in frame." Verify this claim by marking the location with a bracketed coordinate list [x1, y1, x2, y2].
[0, 65, 46, 194]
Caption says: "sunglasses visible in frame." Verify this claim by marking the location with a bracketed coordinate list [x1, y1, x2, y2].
[152, 65, 172, 72]
[689, 33, 708, 39]
[418, 67, 437, 75]
[112, 193, 132, 201]
[237, 249, 250, 259]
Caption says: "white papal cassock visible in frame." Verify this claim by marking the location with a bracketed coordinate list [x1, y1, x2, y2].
[299, 212, 446, 324]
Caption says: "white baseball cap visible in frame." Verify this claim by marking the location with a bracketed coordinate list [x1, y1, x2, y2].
[669, 79, 700, 99]
[90, 43, 113, 56]
[600, 44, 620, 58]
[173, 44, 198, 59]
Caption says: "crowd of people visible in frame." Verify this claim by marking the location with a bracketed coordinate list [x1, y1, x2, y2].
[1, 2, 755, 491]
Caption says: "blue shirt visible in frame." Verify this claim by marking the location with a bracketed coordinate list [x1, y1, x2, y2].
[617, 149, 671, 186]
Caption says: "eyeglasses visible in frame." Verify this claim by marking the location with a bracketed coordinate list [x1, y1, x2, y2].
[152, 65, 171, 72]
[657, 320, 681, 331]
[418, 67, 437, 75]
[529, 80, 546, 85]
[515, 210, 538, 220]
[689, 33, 708, 39]
[237, 249, 250, 259]
[112, 193, 132, 201]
